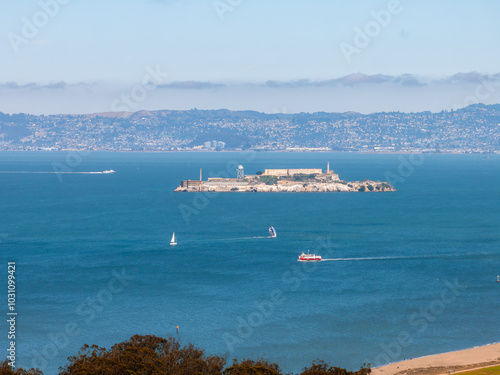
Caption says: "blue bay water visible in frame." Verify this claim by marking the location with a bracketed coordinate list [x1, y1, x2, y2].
[0, 151, 499, 374]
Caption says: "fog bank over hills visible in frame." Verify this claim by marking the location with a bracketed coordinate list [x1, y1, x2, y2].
[1, 72, 500, 115]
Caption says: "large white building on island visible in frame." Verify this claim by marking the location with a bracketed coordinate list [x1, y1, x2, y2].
[261, 163, 339, 180]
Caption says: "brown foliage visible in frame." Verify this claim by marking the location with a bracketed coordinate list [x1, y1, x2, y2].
[223, 359, 283, 375]
[300, 360, 370, 375]
[59, 335, 226, 375]
[0, 360, 42, 375]
[58, 335, 370, 375]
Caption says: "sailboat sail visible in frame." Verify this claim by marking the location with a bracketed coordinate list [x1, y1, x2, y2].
[170, 232, 177, 246]
[269, 226, 277, 238]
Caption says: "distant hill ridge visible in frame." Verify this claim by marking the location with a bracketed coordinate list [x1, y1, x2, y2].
[0, 104, 499, 152]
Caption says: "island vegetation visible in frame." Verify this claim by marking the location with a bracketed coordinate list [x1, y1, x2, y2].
[0, 335, 371, 375]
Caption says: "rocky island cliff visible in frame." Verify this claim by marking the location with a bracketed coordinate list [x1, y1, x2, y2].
[174, 164, 396, 193]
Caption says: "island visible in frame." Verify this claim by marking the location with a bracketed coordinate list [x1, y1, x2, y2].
[174, 163, 396, 193]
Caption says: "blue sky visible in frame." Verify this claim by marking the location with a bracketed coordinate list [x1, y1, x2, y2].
[1, 0, 500, 114]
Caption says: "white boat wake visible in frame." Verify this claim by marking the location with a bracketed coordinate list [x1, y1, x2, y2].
[0, 171, 107, 174]
[216, 235, 271, 241]
[183, 235, 272, 244]
[170, 228, 274, 244]
[321, 255, 444, 262]
[323, 256, 409, 262]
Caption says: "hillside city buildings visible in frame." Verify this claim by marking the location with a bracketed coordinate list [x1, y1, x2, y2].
[0, 104, 499, 153]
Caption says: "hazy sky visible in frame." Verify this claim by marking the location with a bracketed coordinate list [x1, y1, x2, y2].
[1, 0, 500, 114]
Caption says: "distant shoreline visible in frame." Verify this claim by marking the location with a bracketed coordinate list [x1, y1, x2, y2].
[0, 149, 499, 155]
[372, 342, 500, 375]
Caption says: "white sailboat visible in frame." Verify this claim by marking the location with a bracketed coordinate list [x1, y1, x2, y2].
[170, 232, 177, 246]
[269, 226, 277, 238]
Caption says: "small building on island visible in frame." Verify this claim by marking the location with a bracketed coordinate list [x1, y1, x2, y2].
[181, 179, 203, 188]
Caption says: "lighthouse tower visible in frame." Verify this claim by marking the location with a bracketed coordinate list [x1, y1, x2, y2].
[236, 165, 244, 179]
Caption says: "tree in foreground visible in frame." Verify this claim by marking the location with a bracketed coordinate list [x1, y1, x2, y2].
[0, 361, 42, 375]
[57, 334, 370, 375]
[223, 359, 284, 375]
[300, 360, 370, 375]
[59, 334, 226, 375]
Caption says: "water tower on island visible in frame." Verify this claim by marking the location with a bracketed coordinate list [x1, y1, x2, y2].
[236, 165, 244, 179]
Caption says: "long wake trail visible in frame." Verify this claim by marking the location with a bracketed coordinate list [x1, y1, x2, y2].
[214, 235, 272, 241]
[185, 236, 272, 243]
[321, 255, 441, 262]
[0, 171, 106, 174]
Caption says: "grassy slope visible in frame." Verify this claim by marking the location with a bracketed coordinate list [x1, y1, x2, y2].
[458, 366, 500, 375]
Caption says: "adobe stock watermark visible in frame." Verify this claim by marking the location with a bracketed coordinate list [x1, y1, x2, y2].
[452, 76, 500, 110]
[339, 0, 405, 64]
[178, 150, 256, 224]
[51, 151, 91, 183]
[383, 153, 425, 187]
[369, 278, 466, 368]
[30, 268, 135, 371]
[8, 0, 71, 54]
[222, 237, 338, 353]
[111, 65, 169, 112]
[213, 0, 244, 21]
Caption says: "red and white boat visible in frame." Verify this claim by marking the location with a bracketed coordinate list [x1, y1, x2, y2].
[298, 251, 322, 262]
